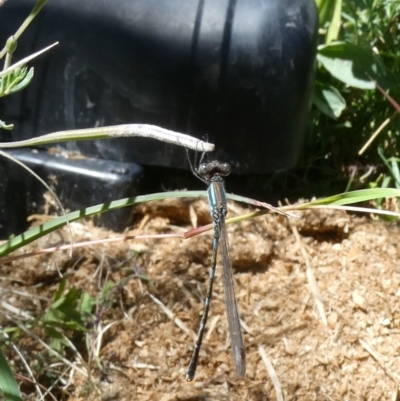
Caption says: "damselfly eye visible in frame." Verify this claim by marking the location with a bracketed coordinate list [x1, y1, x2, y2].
[219, 162, 231, 176]
[198, 163, 208, 177]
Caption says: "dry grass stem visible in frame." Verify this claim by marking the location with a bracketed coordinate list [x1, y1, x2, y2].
[258, 345, 284, 401]
[289, 221, 327, 326]
[149, 293, 197, 341]
[359, 339, 400, 383]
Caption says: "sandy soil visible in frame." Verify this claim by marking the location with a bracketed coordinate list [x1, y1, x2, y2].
[2, 197, 400, 401]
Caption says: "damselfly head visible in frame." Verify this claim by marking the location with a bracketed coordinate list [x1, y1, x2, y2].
[198, 161, 231, 180]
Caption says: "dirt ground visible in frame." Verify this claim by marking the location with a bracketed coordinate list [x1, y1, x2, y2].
[2, 196, 400, 401]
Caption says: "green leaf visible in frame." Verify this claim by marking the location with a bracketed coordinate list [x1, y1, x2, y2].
[53, 278, 66, 303]
[43, 309, 62, 324]
[317, 42, 397, 89]
[0, 119, 14, 130]
[0, 348, 23, 401]
[43, 281, 88, 334]
[102, 281, 115, 298]
[80, 293, 94, 318]
[44, 327, 67, 352]
[315, 0, 337, 28]
[313, 82, 346, 119]
[8, 67, 34, 94]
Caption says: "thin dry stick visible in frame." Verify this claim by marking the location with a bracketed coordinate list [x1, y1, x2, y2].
[92, 321, 118, 359]
[148, 293, 197, 341]
[240, 319, 253, 335]
[289, 222, 327, 326]
[0, 300, 33, 320]
[40, 364, 70, 401]
[0, 124, 214, 152]
[306, 204, 400, 217]
[0, 43, 58, 76]
[359, 339, 400, 383]
[131, 362, 159, 370]
[393, 383, 400, 401]
[0, 232, 184, 264]
[205, 316, 219, 341]
[358, 113, 395, 155]
[258, 346, 284, 401]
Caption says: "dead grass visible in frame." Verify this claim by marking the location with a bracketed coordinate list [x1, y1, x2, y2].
[1, 198, 400, 400]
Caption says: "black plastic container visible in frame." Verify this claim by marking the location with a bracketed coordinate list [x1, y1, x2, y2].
[0, 0, 318, 174]
[0, 149, 143, 234]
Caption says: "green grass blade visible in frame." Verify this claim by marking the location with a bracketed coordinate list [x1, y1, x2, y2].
[294, 188, 400, 208]
[1, 187, 400, 258]
[0, 191, 206, 257]
[0, 189, 270, 256]
[326, 0, 342, 43]
[378, 147, 400, 188]
[0, 348, 23, 401]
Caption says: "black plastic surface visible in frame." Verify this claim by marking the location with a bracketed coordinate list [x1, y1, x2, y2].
[1, 149, 143, 237]
[0, 0, 318, 174]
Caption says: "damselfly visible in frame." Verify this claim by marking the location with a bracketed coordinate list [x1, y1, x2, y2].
[186, 160, 246, 381]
